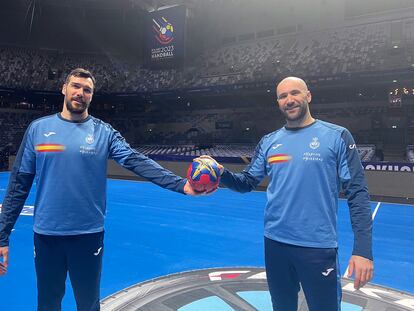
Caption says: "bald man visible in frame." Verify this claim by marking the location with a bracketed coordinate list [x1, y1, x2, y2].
[201, 77, 373, 311]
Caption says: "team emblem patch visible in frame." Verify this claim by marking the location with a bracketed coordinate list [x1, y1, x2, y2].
[309, 137, 320, 149]
[85, 134, 94, 144]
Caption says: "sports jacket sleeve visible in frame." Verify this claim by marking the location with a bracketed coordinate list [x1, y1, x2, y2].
[220, 137, 266, 193]
[0, 127, 35, 246]
[108, 129, 187, 194]
[338, 129, 373, 260]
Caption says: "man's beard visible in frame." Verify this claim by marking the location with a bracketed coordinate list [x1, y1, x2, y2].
[281, 102, 308, 122]
[65, 98, 89, 114]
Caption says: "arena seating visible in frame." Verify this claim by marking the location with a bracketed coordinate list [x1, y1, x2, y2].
[356, 145, 376, 161]
[1, 19, 414, 93]
[1, 19, 413, 164]
[134, 144, 255, 158]
[0, 110, 43, 169]
[134, 144, 375, 161]
[407, 145, 414, 162]
[0, 104, 399, 164]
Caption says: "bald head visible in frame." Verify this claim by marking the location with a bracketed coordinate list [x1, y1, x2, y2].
[276, 76, 314, 127]
[276, 77, 309, 98]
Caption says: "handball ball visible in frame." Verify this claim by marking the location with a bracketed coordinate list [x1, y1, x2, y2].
[187, 158, 221, 193]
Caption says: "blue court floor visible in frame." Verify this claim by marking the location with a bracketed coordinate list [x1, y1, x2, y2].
[0, 172, 413, 310]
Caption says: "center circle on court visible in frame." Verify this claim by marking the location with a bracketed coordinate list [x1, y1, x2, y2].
[101, 267, 414, 310]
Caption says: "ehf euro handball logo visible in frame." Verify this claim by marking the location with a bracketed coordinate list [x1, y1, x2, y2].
[153, 17, 174, 45]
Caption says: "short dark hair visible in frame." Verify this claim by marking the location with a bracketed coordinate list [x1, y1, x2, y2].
[65, 68, 96, 89]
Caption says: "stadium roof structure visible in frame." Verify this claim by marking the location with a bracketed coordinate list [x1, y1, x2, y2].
[6, 0, 204, 11]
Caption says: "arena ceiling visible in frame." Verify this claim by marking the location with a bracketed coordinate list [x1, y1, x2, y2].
[5, 0, 211, 11]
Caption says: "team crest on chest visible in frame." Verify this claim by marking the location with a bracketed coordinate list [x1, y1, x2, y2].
[85, 134, 94, 144]
[309, 137, 320, 150]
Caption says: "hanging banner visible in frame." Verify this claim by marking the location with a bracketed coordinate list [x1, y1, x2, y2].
[147, 5, 186, 68]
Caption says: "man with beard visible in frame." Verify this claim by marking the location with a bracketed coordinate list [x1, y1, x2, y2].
[200, 77, 373, 311]
[0, 68, 201, 311]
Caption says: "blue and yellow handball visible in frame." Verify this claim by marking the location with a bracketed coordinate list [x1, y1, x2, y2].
[187, 158, 221, 193]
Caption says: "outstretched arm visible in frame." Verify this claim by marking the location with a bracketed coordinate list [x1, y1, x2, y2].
[109, 129, 202, 195]
[197, 155, 260, 193]
[198, 139, 266, 193]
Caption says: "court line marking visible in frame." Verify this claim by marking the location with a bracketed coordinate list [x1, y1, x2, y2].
[372, 201, 381, 220]
[0, 204, 34, 216]
[343, 201, 381, 278]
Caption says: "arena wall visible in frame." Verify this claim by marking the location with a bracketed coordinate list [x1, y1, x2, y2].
[106, 160, 414, 200]
[8, 157, 413, 199]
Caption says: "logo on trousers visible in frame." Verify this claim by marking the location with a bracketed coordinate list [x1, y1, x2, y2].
[94, 247, 102, 256]
[322, 268, 334, 276]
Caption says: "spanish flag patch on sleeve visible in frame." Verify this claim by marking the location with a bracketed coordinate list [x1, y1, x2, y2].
[35, 144, 66, 153]
[267, 154, 291, 164]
